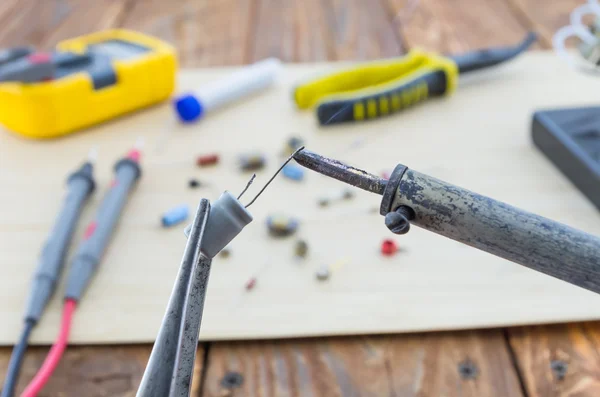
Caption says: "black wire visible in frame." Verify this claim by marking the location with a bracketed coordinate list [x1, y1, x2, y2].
[1, 320, 35, 397]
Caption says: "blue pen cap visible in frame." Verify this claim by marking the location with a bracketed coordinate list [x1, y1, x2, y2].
[173, 94, 204, 123]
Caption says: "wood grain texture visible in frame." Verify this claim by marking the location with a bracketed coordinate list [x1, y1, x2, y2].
[508, 322, 600, 397]
[122, 0, 255, 67]
[0, 345, 205, 396]
[324, 0, 404, 60]
[506, 0, 582, 47]
[203, 330, 524, 397]
[251, 0, 333, 62]
[385, 0, 532, 53]
[0, 0, 132, 49]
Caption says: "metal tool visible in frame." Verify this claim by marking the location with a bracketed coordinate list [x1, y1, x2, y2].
[138, 194, 253, 397]
[293, 149, 600, 295]
[0, 158, 95, 397]
[138, 149, 303, 397]
[294, 32, 537, 125]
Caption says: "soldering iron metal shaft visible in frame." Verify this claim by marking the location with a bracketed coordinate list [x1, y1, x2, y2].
[294, 149, 600, 295]
[293, 149, 387, 195]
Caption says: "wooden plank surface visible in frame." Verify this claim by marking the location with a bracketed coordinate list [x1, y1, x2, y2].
[386, 0, 534, 53]
[0, 345, 204, 396]
[506, 0, 582, 47]
[0, 0, 133, 49]
[251, 0, 333, 62]
[122, 0, 256, 66]
[203, 330, 524, 397]
[509, 322, 600, 397]
[325, 0, 404, 60]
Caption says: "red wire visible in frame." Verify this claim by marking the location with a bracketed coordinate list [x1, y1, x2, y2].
[21, 299, 77, 397]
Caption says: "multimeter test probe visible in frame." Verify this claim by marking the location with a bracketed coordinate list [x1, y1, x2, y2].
[0, 146, 143, 397]
[0, 157, 96, 397]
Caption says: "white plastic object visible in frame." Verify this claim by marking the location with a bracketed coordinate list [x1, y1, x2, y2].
[570, 3, 600, 26]
[184, 191, 253, 258]
[553, 24, 598, 68]
[197, 58, 282, 113]
[553, 2, 600, 69]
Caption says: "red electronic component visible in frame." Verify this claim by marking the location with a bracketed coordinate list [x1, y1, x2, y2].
[245, 277, 257, 291]
[381, 239, 398, 256]
[196, 154, 219, 167]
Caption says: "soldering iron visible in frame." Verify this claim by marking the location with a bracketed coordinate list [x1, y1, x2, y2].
[292, 149, 600, 295]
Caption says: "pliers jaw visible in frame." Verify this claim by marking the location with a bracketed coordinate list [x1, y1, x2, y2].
[137, 199, 212, 397]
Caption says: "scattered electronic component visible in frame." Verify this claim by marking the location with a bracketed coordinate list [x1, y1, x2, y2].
[239, 152, 266, 171]
[315, 264, 330, 281]
[282, 164, 304, 181]
[295, 239, 308, 258]
[161, 205, 190, 227]
[196, 153, 220, 167]
[266, 214, 299, 237]
[381, 239, 398, 256]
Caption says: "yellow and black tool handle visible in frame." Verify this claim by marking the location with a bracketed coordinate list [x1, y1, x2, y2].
[293, 51, 458, 125]
[317, 70, 449, 125]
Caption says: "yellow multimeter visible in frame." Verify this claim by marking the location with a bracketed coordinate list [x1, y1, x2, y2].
[0, 29, 177, 139]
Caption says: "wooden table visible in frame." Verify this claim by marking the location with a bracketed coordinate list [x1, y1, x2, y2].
[1, 0, 599, 396]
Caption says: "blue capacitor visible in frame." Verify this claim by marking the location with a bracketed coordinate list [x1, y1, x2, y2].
[161, 204, 190, 227]
[282, 164, 304, 181]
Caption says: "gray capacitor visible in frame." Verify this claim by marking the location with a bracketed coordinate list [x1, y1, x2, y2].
[64, 154, 141, 301]
[24, 162, 95, 323]
[184, 191, 253, 258]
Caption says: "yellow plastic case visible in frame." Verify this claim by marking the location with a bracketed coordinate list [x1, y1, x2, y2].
[0, 30, 177, 139]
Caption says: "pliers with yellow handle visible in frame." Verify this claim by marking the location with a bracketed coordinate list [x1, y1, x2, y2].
[294, 32, 537, 125]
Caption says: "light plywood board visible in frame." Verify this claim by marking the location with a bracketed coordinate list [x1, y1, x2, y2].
[1, 52, 600, 345]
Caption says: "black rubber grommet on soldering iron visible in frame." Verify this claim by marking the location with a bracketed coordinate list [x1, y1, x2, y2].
[380, 163, 408, 215]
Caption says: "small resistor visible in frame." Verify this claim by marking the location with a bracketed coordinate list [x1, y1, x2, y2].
[196, 154, 219, 167]
[266, 214, 299, 237]
[245, 277, 257, 291]
[161, 204, 190, 227]
[282, 164, 304, 181]
[295, 239, 308, 258]
[239, 153, 266, 171]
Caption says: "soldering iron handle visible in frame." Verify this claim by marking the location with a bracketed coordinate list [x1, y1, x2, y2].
[387, 168, 600, 294]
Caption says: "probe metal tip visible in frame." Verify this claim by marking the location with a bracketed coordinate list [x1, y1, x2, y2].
[292, 149, 387, 195]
